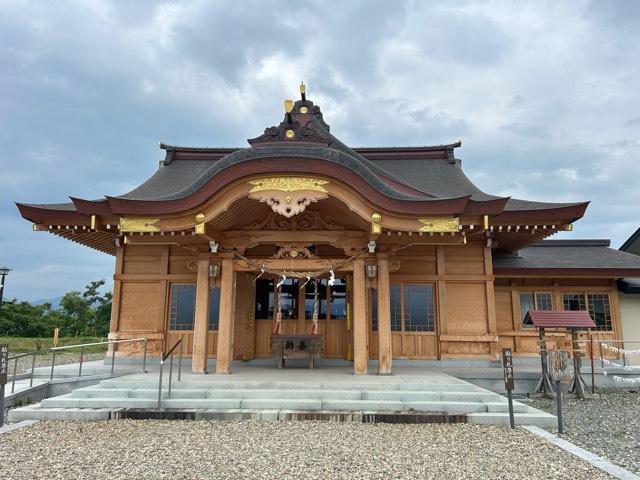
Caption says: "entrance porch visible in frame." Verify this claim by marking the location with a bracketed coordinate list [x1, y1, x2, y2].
[162, 252, 387, 376]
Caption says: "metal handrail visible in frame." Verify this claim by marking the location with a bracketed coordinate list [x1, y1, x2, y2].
[7, 337, 148, 394]
[157, 339, 184, 409]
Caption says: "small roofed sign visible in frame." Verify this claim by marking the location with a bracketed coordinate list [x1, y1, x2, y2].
[0, 344, 8, 385]
[502, 347, 514, 391]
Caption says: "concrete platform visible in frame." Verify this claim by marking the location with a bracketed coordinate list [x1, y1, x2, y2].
[8, 366, 555, 426]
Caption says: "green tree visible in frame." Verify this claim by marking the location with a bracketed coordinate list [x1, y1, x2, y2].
[0, 279, 112, 338]
[59, 280, 112, 337]
[0, 300, 62, 337]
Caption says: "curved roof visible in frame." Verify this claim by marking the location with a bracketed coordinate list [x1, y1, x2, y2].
[17, 93, 588, 225]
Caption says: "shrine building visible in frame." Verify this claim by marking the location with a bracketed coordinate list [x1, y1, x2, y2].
[16, 85, 640, 375]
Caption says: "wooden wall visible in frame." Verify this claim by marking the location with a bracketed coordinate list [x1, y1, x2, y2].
[494, 278, 622, 356]
[368, 241, 497, 360]
[110, 241, 624, 362]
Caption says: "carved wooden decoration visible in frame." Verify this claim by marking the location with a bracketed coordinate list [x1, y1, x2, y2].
[119, 217, 160, 232]
[244, 210, 345, 231]
[418, 217, 460, 233]
[274, 245, 316, 259]
[247, 177, 329, 218]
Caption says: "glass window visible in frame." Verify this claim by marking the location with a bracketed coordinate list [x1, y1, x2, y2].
[390, 284, 402, 331]
[520, 292, 552, 328]
[208, 288, 220, 330]
[279, 278, 299, 319]
[255, 279, 275, 320]
[587, 294, 612, 330]
[329, 278, 347, 320]
[305, 279, 327, 320]
[519, 293, 535, 327]
[536, 293, 553, 310]
[370, 288, 378, 331]
[169, 284, 220, 331]
[170, 284, 196, 331]
[369, 283, 434, 332]
[563, 293, 586, 311]
[403, 285, 435, 332]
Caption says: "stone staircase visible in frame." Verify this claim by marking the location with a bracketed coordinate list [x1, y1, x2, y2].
[8, 375, 555, 426]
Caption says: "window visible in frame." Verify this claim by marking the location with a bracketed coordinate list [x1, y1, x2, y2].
[208, 288, 220, 330]
[377, 283, 434, 333]
[170, 284, 195, 331]
[370, 288, 378, 331]
[305, 279, 327, 320]
[563, 293, 586, 312]
[520, 292, 553, 327]
[279, 278, 299, 319]
[391, 284, 402, 331]
[255, 279, 276, 319]
[329, 278, 347, 320]
[562, 292, 611, 330]
[587, 294, 612, 330]
[169, 284, 220, 331]
[254, 278, 299, 320]
[403, 285, 435, 331]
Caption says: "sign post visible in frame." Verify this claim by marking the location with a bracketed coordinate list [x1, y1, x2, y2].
[0, 344, 8, 426]
[501, 347, 515, 429]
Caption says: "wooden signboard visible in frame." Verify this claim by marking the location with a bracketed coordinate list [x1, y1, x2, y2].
[502, 347, 514, 391]
[501, 347, 516, 429]
[270, 335, 323, 369]
[0, 344, 8, 386]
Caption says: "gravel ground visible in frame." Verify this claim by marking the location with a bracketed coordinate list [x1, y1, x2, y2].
[0, 420, 614, 480]
[11, 352, 105, 375]
[529, 390, 640, 475]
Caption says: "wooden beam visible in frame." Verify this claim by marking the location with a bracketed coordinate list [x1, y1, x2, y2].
[220, 230, 368, 250]
[233, 258, 355, 272]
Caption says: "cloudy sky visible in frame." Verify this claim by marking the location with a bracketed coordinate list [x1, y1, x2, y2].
[1, 0, 639, 301]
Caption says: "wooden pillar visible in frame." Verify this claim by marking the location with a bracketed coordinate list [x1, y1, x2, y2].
[377, 256, 392, 375]
[435, 246, 446, 359]
[107, 245, 124, 356]
[483, 246, 499, 357]
[216, 257, 235, 374]
[353, 258, 368, 375]
[108, 245, 124, 339]
[192, 256, 210, 373]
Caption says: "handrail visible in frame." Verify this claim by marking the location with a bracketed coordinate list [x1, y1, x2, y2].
[51, 338, 148, 350]
[162, 338, 183, 362]
[7, 337, 148, 394]
[157, 339, 184, 409]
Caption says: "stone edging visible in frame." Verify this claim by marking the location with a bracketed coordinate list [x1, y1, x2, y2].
[0, 420, 39, 435]
[524, 425, 640, 480]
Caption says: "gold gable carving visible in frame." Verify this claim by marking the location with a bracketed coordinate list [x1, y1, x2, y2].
[247, 177, 329, 218]
[418, 217, 459, 233]
[119, 217, 160, 232]
[247, 177, 329, 194]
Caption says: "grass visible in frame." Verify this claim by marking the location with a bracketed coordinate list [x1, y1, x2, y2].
[0, 336, 109, 355]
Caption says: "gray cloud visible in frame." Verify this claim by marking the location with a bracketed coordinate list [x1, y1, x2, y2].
[1, 0, 639, 300]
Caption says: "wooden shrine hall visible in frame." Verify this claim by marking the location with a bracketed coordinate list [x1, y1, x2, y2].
[17, 84, 640, 375]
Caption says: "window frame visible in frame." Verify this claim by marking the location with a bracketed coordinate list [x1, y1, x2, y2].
[519, 291, 553, 328]
[168, 283, 221, 331]
[562, 291, 613, 331]
[370, 282, 436, 333]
